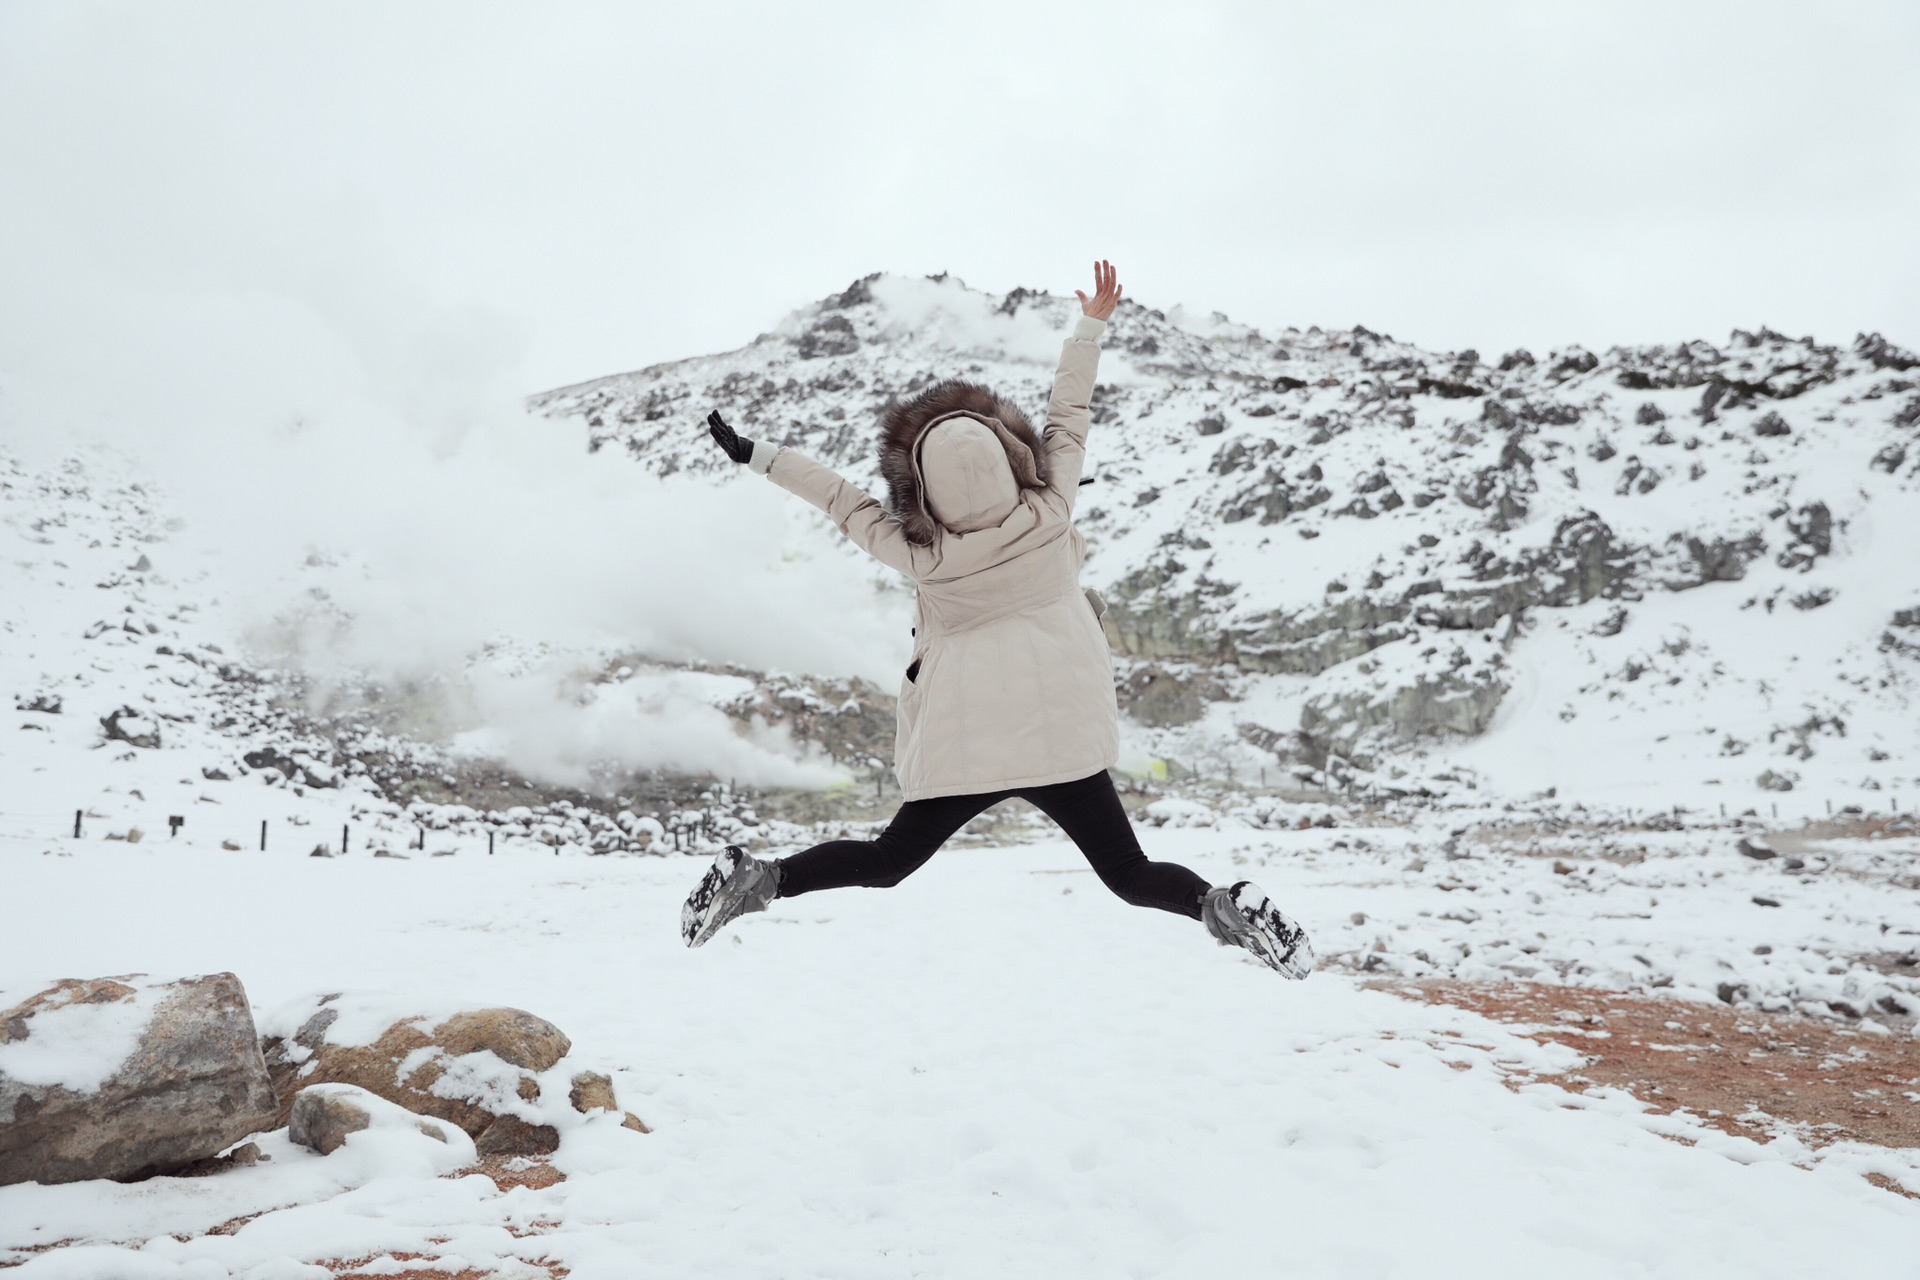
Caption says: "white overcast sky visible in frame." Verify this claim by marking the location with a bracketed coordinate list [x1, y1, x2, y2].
[2, 0, 1915, 426]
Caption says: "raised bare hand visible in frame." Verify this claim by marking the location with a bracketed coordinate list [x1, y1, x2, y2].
[1075, 259, 1122, 321]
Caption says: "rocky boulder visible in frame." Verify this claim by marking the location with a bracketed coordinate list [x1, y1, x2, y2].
[289, 1082, 465, 1156]
[569, 1070, 651, 1134]
[261, 994, 644, 1155]
[1300, 634, 1510, 765]
[98, 706, 161, 749]
[241, 745, 339, 789]
[0, 973, 277, 1185]
[1118, 664, 1228, 727]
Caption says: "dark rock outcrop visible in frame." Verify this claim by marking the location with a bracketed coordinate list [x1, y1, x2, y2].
[1119, 665, 1228, 727]
[99, 706, 160, 749]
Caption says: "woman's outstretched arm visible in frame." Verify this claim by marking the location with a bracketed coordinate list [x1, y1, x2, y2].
[1043, 259, 1121, 510]
[704, 411, 922, 577]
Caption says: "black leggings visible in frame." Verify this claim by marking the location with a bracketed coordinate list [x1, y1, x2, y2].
[775, 769, 1209, 920]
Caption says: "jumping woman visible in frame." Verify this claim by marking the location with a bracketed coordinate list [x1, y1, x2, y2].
[681, 260, 1313, 977]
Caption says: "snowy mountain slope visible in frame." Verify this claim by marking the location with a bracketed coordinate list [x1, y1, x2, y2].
[531, 272, 1920, 805]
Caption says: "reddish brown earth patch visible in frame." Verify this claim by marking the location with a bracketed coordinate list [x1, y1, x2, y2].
[0, 1241, 76, 1270]
[1383, 979, 1920, 1154]
[459, 1153, 567, 1192]
[323, 1253, 567, 1279]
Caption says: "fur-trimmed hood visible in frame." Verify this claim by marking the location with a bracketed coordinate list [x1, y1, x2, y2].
[878, 380, 1048, 546]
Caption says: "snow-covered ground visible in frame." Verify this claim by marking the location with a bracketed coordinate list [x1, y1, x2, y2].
[3, 830, 1918, 1279]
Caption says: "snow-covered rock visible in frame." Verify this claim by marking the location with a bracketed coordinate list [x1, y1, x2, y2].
[0, 972, 276, 1185]
[288, 1081, 465, 1156]
[260, 992, 622, 1157]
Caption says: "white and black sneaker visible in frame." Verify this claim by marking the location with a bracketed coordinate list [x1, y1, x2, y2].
[1201, 881, 1314, 979]
[681, 846, 782, 948]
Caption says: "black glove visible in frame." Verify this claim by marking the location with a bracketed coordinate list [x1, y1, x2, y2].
[705, 410, 754, 465]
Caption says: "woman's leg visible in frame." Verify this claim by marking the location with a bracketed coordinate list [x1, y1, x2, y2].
[775, 789, 1004, 897]
[1018, 770, 1209, 919]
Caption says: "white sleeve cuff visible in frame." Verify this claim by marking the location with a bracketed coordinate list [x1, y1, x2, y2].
[748, 439, 780, 475]
[1072, 314, 1107, 343]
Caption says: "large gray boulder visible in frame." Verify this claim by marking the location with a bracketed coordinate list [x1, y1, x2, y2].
[0, 973, 277, 1185]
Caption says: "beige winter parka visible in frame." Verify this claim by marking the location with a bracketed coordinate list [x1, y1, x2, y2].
[746, 314, 1115, 800]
